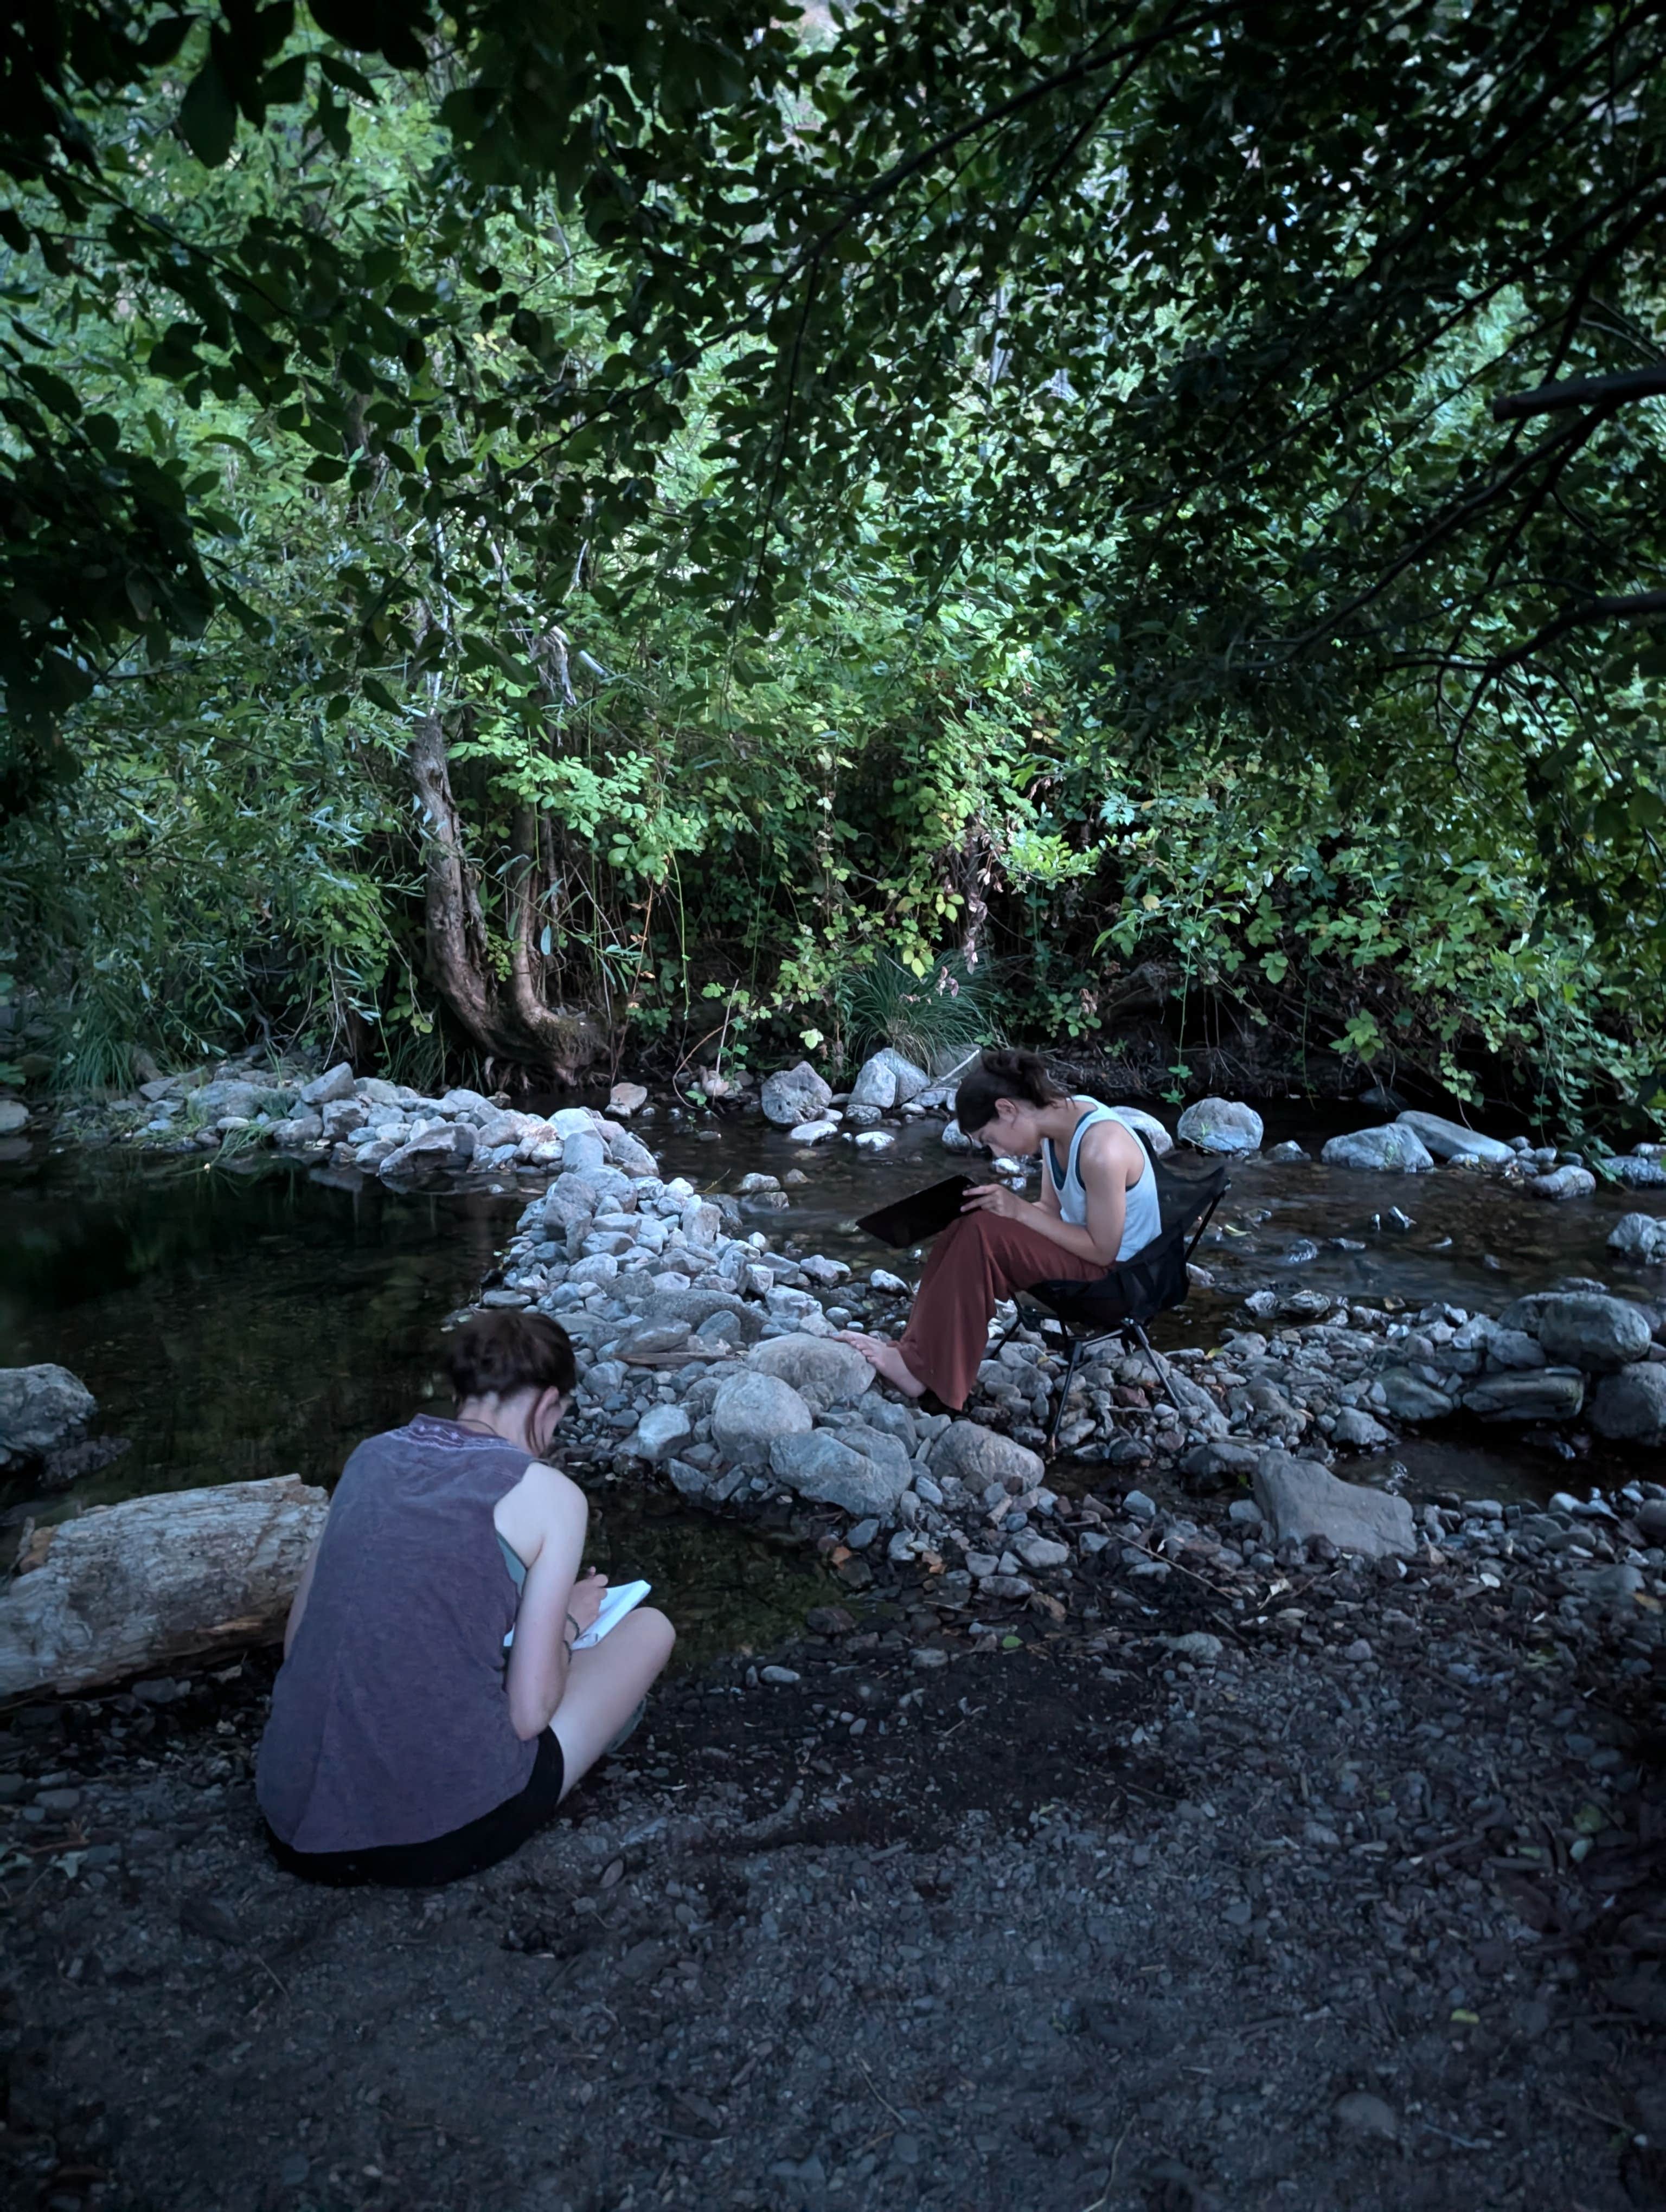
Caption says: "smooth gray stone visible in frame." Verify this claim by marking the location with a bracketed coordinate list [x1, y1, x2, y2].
[1394, 1110, 1514, 1164]
[1252, 1450, 1415, 1558]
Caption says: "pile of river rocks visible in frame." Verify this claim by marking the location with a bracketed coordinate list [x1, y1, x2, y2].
[444, 1094, 1666, 1660]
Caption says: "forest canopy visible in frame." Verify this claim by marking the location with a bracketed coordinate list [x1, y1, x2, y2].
[2, 0, 1664, 1130]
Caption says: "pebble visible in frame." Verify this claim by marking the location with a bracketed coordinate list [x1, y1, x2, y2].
[1334, 2091, 1399, 2141]
[759, 1666, 801, 1686]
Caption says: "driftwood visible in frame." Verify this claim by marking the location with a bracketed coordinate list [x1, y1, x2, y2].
[1, 1475, 327, 1703]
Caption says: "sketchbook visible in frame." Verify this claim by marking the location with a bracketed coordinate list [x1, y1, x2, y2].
[571, 1579, 652, 1650]
[856, 1173, 973, 1249]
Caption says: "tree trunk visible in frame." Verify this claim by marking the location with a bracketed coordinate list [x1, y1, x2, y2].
[1, 1477, 328, 1702]
[408, 717, 605, 1082]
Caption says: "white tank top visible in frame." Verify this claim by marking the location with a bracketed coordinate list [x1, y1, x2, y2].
[1043, 1100, 1162, 1262]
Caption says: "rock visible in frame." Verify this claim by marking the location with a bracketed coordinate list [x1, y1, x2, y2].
[789, 1119, 840, 1144]
[610, 1130, 660, 1177]
[299, 1062, 356, 1107]
[1331, 1406, 1392, 1448]
[1163, 1631, 1223, 1665]
[1110, 1104, 1173, 1156]
[1613, 1156, 1666, 1188]
[761, 1061, 833, 1127]
[1528, 1166, 1596, 1201]
[1013, 1532, 1071, 1571]
[1589, 1364, 1666, 1446]
[1609, 1213, 1666, 1264]
[437, 1086, 492, 1120]
[1179, 1437, 1261, 1480]
[195, 1077, 267, 1121]
[630, 1404, 694, 1463]
[1319, 1125, 1434, 1173]
[854, 1129, 894, 1151]
[667, 1459, 708, 1498]
[0, 1365, 97, 1468]
[1267, 1140, 1305, 1162]
[738, 1173, 780, 1194]
[608, 1082, 648, 1116]
[563, 1130, 608, 1175]
[0, 1098, 30, 1136]
[1461, 1369, 1585, 1422]
[1251, 1450, 1415, 1558]
[940, 1118, 972, 1152]
[748, 1335, 874, 1413]
[711, 1373, 813, 1467]
[381, 1123, 476, 1180]
[1334, 2092, 1399, 2142]
[270, 1110, 324, 1148]
[759, 1664, 800, 1685]
[1176, 1098, 1264, 1154]
[869, 1269, 910, 1295]
[1393, 1110, 1514, 1164]
[1376, 1369, 1457, 1422]
[1529, 1293, 1652, 1371]
[768, 1430, 911, 1517]
[629, 1287, 765, 1344]
[848, 1048, 930, 1111]
[928, 1421, 1045, 1491]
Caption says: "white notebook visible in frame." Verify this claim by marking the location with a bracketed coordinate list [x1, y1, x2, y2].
[502, 1578, 652, 1652]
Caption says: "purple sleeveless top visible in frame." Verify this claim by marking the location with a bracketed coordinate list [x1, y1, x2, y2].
[257, 1416, 537, 1853]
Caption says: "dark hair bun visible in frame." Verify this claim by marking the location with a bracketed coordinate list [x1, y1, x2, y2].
[953, 1047, 1065, 1133]
[444, 1309, 576, 1403]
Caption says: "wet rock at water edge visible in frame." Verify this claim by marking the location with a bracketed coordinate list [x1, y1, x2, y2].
[629, 1404, 694, 1463]
[1610, 1212, 1666, 1264]
[1252, 1448, 1415, 1558]
[760, 1060, 833, 1127]
[0, 1363, 98, 1472]
[1612, 1154, 1666, 1188]
[1589, 1364, 1666, 1446]
[379, 1122, 476, 1181]
[848, 1048, 930, 1111]
[1393, 1110, 1514, 1165]
[608, 1081, 648, 1116]
[1524, 1292, 1652, 1371]
[299, 1062, 357, 1107]
[0, 1098, 31, 1136]
[1175, 1097, 1264, 1154]
[1460, 1368, 1586, 1423]
[1266, 1139, 1306, 1162]
[789, 1120, 840, 1144]
[1319, 1124, 1434, 1173]
[768, 1427, 912, 1517]
[1528, 1165, 1597, 1201]
[1330, 1405, 1392, 1448]
[940, 1117, 972, 1152]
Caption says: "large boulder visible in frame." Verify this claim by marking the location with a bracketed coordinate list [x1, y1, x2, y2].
[1461, 1368, 1586, 1422]
[1393, 1111, 1514, 1165]
[1252, 1450, 1415, 1559]
[711, 1373, 813, 1466]
[761, 1060, 833, 1127]
[848, 1049, 930, 1111]
[1176, 1098, 1264, 1155]
[748, 1334, 874, 1413]
[769, 1428, 912, 1517]
[0, 1365, 98, 1470]
[1320, 1125, 1435, 1173]
[1610, 1213, 1666, 1264]
[1527, 1293, 1652, 1372]
[1589, 1364, 1666, 1447]
[928, 1420, 1044, 1492]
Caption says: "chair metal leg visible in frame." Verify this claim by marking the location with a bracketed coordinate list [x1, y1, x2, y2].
[1045, 1335, 1087, 1456]
[1126, 1320, 1184, 1417]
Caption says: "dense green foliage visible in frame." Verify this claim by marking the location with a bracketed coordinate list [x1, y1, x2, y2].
[2, 2, 1663, 1128]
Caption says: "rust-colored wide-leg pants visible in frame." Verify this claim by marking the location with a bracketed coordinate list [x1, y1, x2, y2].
[896, 1211, 1107, 1411]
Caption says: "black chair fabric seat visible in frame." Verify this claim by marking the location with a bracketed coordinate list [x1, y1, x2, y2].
[1003, 1134, 1232, 1452]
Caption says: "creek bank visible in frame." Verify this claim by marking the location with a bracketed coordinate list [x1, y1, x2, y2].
[3, 1475, 1663, 2212]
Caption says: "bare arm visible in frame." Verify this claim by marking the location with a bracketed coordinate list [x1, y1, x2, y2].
[962, 1120, 1139, 1268]
[494, 1463, 599, 1740]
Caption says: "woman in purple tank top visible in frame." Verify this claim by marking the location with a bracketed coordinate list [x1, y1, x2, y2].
[256, 1310, 675, 1886]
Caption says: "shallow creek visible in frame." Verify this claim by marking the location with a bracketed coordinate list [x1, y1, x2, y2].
[3, 1099, 1663, 1649]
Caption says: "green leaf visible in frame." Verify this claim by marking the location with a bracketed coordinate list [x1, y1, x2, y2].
[178, 60, 238, 166]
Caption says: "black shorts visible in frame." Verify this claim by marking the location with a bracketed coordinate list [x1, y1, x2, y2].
[266, 1731, 565, 1888]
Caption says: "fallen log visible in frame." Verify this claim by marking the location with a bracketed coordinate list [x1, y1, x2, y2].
[1, 1476, 327, 1703]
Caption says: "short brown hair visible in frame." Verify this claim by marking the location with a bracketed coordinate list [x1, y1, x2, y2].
[444, 1310, 576, 1402]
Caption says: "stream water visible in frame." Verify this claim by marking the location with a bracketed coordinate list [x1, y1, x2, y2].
[4, 1102, 1663, 1649]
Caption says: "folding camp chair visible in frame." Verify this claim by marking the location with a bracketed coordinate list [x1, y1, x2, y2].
[989, 1133, 1231, 1455]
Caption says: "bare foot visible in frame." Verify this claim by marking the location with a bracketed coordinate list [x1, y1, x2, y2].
[836, 1330, 927, 1399]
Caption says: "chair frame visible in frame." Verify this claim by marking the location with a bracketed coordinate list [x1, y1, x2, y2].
[987, 1148, 1229, 1456]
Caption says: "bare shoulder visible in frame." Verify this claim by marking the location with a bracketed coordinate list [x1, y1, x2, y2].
[509, 1458, 588, 1519]
[1078, 1112, 1146, 1183]
[495, 1459, 588, 1551]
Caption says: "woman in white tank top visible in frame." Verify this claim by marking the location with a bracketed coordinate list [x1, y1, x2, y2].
[838, 1050, 1167, 1412]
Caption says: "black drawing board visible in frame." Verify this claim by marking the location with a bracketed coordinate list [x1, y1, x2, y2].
[856, 1174, 973, 1250]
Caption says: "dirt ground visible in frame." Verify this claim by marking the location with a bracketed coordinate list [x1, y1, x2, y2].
[2, 1550, 1663, 2212]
